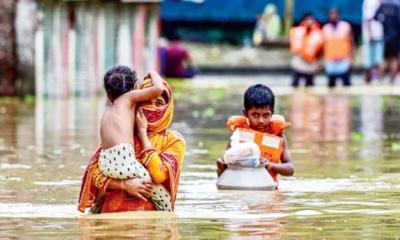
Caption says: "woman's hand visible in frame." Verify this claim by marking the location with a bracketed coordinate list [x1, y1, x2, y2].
[136, 108, 148, 132]
[122, 178, 153, 201]
[136, 107, 153, 151]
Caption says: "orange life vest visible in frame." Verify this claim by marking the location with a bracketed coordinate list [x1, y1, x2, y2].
[226, 115, 290, 181]
[322, 21, 352, 61]
[290, 25, 323, 62]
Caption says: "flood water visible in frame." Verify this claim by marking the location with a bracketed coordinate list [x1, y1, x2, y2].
[0, 75, 400, 239]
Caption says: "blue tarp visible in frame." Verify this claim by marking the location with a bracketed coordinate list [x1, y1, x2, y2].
[161, 0, 284, 22]
[295, 0, 363, 23]
[161, 0, 363, 24]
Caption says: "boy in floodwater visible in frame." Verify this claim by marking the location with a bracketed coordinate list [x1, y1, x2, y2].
[218, 84, 294, 186]
[98, 65, 172, 211]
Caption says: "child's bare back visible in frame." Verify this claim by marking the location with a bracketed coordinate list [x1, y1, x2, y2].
[100, 67, 163, 148]
[100, 94, 138, 149]
[98, 66, 163, 180]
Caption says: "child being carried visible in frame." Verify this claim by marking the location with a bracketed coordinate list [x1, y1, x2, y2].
[98, 65, 172, 211]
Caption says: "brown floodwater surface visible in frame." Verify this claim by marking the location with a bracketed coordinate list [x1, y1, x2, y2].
[0, 76, 399, 239]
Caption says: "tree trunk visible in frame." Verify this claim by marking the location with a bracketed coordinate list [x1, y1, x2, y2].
[0, 0, 17, 96]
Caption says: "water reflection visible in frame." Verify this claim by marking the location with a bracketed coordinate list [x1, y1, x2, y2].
[34, 96, 105, 153]
[360, 95, 383, 161]
[79, 214, 181, 239]
[225, 192, 287, 239]
[323, 94, 350, 142]
[290, 92, 351, 160]
[290, 92, 351, 142]
[290, 91, 323, 144]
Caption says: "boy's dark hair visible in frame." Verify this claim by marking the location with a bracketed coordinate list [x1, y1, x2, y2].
[244, 84, 275, 111]
[104, 65, 138, 102]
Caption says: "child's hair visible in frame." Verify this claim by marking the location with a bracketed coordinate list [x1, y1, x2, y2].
[104, 65, 138, 102]
[244, 84, 275, 111]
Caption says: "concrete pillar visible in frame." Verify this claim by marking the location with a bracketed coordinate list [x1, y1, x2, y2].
[284, 0, 294, 36]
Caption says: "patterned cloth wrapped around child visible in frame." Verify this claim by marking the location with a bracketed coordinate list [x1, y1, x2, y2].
[98, 143, 171, 211]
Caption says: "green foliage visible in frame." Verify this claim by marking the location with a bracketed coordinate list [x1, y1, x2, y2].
[350, 132, 363, 142]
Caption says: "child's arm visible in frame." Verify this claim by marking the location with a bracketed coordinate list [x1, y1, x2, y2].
[266, 134, 294, 176]
[125, 70, 164, 103]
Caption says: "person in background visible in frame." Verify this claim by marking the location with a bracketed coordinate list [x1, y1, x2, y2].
[322, 9, 354, 88]
[289, 13, 324, 87]
[375, 0, 400, 83]
[163, 34, 197, 79]
[362, 0, 385, 83]
[158, 37, 168, 79]
[252, 3, 282, 46]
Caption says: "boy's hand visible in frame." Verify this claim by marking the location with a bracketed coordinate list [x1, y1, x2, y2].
[260, 157, 270, 167]
[136, 108, 148, 131]
[261, 158, 274, 171]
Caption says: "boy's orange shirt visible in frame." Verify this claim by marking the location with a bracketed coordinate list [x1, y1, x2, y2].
[226, 115, 290, 180]
[227, 115, 290, 136]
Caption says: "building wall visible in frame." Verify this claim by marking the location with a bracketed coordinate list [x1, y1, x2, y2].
[36, 1, 160, 97]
